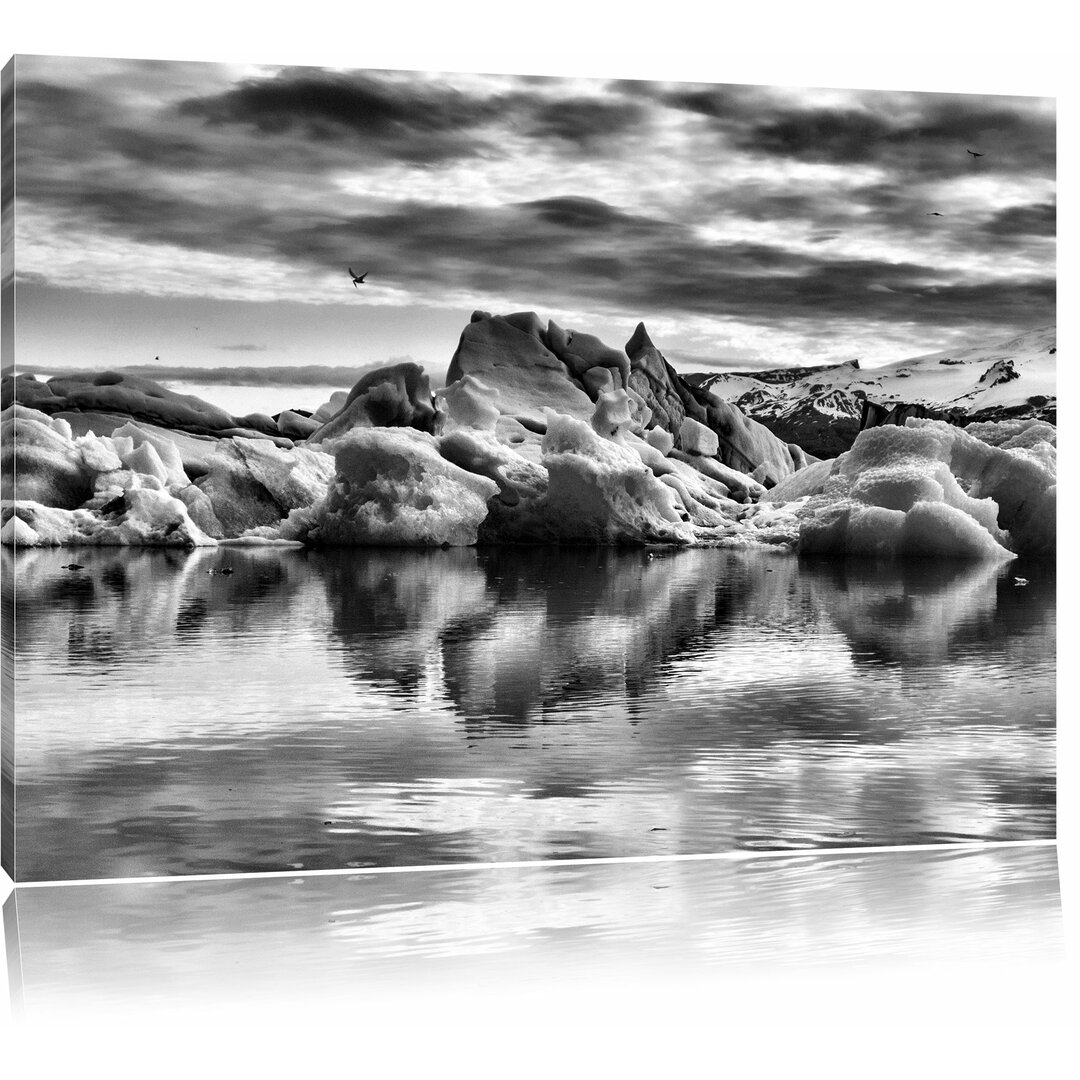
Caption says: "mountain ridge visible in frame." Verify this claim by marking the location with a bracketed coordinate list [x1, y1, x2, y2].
[687, 326, 1055, 458]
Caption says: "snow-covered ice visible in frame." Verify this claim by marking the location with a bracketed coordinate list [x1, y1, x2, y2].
[762, 418, 1055, 559]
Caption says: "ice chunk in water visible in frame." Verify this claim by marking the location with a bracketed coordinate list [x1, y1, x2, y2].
[3, 492, 215, 547]
[791, 421, 1054, 559]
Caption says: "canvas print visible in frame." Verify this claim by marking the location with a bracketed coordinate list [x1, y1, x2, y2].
[0, 56, 1056, 883]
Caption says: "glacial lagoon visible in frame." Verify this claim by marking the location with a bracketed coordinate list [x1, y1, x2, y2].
[7, 545, 1055, 881]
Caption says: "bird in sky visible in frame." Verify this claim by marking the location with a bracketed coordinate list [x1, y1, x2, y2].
[926, 212, 944, 216]
[348, 268, 369, 287]
[967, 149, 984, 158]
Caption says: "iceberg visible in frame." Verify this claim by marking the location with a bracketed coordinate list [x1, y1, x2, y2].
[3, 313, 1055, 560]
[284, 428, 500, 547]
[3, 406, 96, 508]
[2, 490, 216, 548]
[269, 386, 743, 549]
[765, 419, 1055, 559]
[4, 369, 239, 434]
[194, 438, 335, 538]
[539, 411, 695, 545]
[307, 362, 438, 443]
[445, 311, 595, 426]
[0, 404, 324, 548]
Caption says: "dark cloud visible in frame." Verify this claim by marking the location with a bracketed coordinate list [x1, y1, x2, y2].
[660, 87, 744, 120]
[797, 182, 1055, 248]
[178, 72, 652, 160]
[105, 127, 216, 170]
[907, 99, 1050, 145]
[26, 181, 271, 255]
[522, 97, 648, 148]
[983, 201, 1056, 237]
[14, 79, 86, 111]
[739, 108, 894, 164]
[667, 88, 1055, 179]
[176, 69, 510, 165]
[17, 141, 1057, 338]
[16, 79, 120, 162]
[283, 197, 1054, 334]
[654, 81, 774, 122]
[521, 196, 652, 230]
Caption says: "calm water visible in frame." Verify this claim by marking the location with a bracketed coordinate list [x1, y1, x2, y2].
[7, 545, 1056, 881]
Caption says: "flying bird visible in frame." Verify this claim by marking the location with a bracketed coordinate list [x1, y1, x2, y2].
[61, 563, 84, 571]
[926, 212, 944, 216]
[348, 268, 369, 287]
[966, 149, 984, 158]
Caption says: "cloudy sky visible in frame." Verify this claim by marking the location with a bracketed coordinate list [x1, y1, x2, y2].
[12, 54, 1056, 378]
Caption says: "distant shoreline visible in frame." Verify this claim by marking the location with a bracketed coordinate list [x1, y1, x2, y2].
[13, 363, 387, 388]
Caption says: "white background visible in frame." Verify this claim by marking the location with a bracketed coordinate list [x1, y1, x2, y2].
[1, 3, 1076, 1074]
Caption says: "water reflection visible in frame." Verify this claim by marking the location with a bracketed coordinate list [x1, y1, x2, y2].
[802, 555, 1055, 668]
[3, 845, 1063, 1022]
[8, 545, 1055, 880]
[7, 544, 310, 665]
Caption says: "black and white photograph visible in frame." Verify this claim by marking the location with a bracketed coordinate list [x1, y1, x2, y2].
[0, 6, 1072, 1072]
[1, 52, 1058, 879]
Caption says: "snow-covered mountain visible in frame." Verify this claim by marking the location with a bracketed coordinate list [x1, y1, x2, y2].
[688, 326, 1056, 458]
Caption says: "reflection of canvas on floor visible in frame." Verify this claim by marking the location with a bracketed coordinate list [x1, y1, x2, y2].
[3, 844, 1064, 1015]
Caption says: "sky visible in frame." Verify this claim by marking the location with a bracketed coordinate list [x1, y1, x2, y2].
[10, 53, 1056, 380]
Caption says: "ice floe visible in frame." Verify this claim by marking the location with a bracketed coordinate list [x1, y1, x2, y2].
[762, 418, 1055, 559]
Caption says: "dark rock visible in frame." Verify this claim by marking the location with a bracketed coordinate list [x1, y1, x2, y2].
[860, 400, 966, 431]
[978, 358, 1020, 386]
